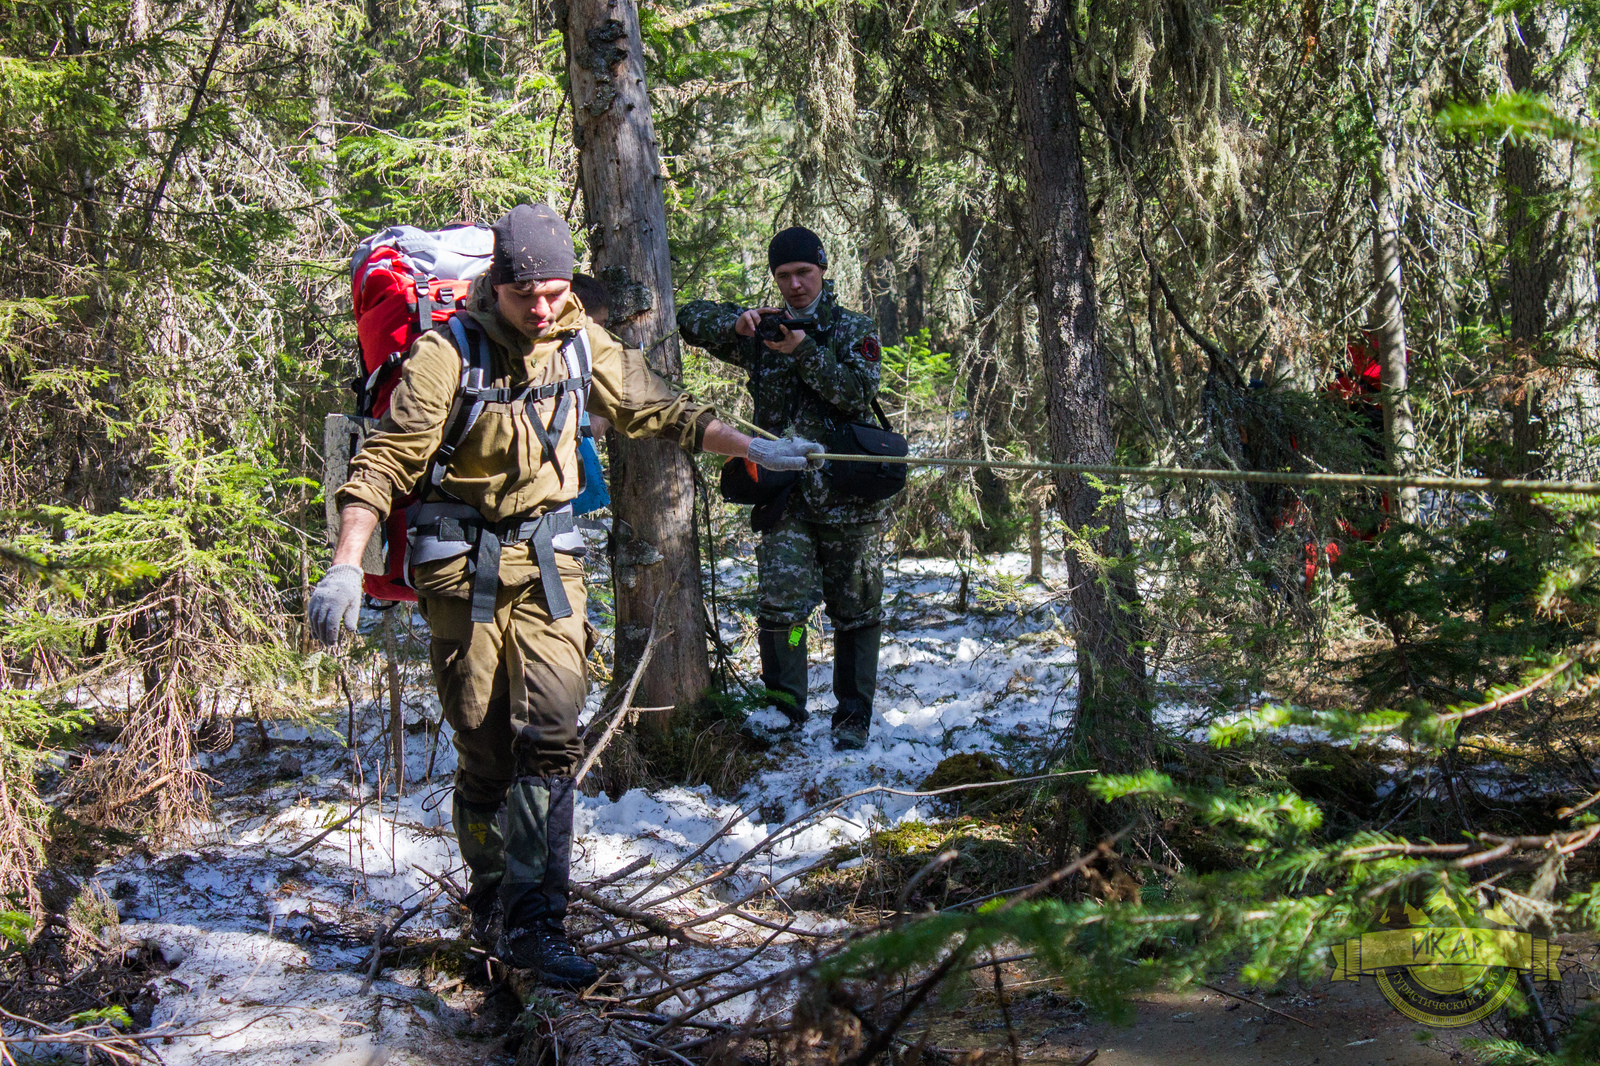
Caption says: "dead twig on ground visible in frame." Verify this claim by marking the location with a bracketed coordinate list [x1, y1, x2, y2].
[623, 812, 744, 906]
[573, 885, 711, 947]
[575, 593, 673, 788]
[277, 797, 376, 859]
[616, 922, 799, 1006]
[359, 887, 442, 992]
[589, 855, 652, 890]
[1197, 982, 1317, 1029]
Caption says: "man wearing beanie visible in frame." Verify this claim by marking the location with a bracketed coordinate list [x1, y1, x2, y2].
[677, 226, 888, 751]
[309, 203, 822, 988]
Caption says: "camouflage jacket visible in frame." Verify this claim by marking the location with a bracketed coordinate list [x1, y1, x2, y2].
[677, 280, 887, 524]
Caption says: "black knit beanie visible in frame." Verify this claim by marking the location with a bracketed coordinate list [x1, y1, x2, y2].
[489, 203, 575, 284]
[767, 226, 828, 273]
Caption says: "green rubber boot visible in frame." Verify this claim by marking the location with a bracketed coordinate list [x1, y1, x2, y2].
[832, 623, 881, 750]
[451, 794, 505, 947]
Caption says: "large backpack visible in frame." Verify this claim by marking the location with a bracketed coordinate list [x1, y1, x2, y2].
[350, 224, 495, 417]
[326, 225, 610, 606]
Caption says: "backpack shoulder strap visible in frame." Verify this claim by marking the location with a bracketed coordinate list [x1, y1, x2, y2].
[426, 313, 494, 490]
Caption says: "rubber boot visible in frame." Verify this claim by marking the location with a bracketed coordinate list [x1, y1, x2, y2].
[752, 623, 809, 736]
[496, 775, 598, 988]
[451, 794, 505, 948]
[831, 623, 881, 751]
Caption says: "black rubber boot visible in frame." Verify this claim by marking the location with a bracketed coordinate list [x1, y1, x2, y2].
[755, 622, 809, 727]
[451, 794, 505, 948]
[496, 776, 598, 988]
[831, 624, 881, 751]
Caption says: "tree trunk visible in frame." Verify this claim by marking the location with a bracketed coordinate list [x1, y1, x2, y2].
[864, 255, 900, 345]
[562, 0, 710, 714]
[1368, 0, 1420, 522]
[1501, 7, 1593, 482]
[1010, 0, 1150, 766]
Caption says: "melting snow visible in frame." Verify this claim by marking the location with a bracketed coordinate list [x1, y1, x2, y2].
[86, 548, 1096, 1064]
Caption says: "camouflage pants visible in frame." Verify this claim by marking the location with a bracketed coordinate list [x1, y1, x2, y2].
[756, 513, 883, 631]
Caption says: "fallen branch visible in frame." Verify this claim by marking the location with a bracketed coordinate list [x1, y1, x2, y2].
[617, 923, 797, 1006]
[616, 949, 694, 1007]
[575, 596, 673, 787]
[277, 797, 377, 859]
[573, 884, 711, 947]
[358, 927, 384, 995]
[589, 855, 653, 890]
[647, 957, 818, 1039]
[526, 1011, 643, 1066]
[360, 888, 444, 992]
[623, 811, 744, 906]
[413, 864, 467, 904]
[1198, 982, 1317, 1029]
[588, 855, 836, 954]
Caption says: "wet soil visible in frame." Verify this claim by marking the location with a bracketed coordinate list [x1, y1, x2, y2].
[904, 934, 1600, 1065]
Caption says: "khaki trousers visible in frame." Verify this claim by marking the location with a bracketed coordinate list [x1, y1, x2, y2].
[419, 555, 589, 807]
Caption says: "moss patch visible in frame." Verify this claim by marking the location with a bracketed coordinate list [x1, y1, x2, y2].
[793, 818, 1053, 915]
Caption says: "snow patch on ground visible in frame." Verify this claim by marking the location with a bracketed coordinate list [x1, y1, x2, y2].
[88, 549, 1097, 1060]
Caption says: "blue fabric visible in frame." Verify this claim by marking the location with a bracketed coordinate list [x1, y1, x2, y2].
[572, 414, 610, 515]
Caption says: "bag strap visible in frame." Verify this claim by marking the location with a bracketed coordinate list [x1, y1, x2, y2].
[429, 314, 592, 492]
[526, 331, 590, 488]
[427, 314, 495, 489]
[871, 398, 893, 432]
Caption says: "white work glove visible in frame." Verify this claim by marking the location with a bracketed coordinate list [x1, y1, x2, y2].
[746, 436, 825, 472]
[309, 564, 364, 645]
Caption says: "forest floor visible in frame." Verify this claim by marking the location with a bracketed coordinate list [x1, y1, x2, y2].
[39, 545, 1591, 1065]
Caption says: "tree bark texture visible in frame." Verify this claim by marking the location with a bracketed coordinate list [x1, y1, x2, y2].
[1502, 8, 1595, 481]
[562, 0, 710, 713]
[1368, 0, 1420, 522]
[1010, 0, 1150, 764]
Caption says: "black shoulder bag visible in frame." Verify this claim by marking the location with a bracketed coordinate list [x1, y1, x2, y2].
[826, 399, 908, 502]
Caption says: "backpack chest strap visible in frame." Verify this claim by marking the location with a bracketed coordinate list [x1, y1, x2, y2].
[433, 316, 593, 490]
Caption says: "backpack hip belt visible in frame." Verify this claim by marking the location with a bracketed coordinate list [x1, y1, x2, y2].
[411, 500, 582, 623]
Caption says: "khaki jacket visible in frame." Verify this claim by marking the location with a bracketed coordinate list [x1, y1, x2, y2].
[337, 283, 715, 591]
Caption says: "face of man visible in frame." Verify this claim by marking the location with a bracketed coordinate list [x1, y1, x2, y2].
[773, 262, 824, 310]
[495, 279, 572, 337]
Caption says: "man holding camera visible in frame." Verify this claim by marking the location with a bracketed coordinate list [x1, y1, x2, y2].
[677, 226, 887, 751]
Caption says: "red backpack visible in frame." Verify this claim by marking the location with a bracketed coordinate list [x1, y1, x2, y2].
[338, 225, 495, 601]
[350, 224, 495, 418]
[331, 223, 603, 607]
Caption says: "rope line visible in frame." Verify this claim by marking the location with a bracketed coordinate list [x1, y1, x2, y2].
[719, 412, 1600, 496]
[807, 453, 1600, 497]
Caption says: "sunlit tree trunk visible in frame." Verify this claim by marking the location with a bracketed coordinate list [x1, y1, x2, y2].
[1369, 0, 1419, 522]
[1501, 7, 1595, 483]
[561, 0, 710, 714]
[1010, 0, 1150, 766]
